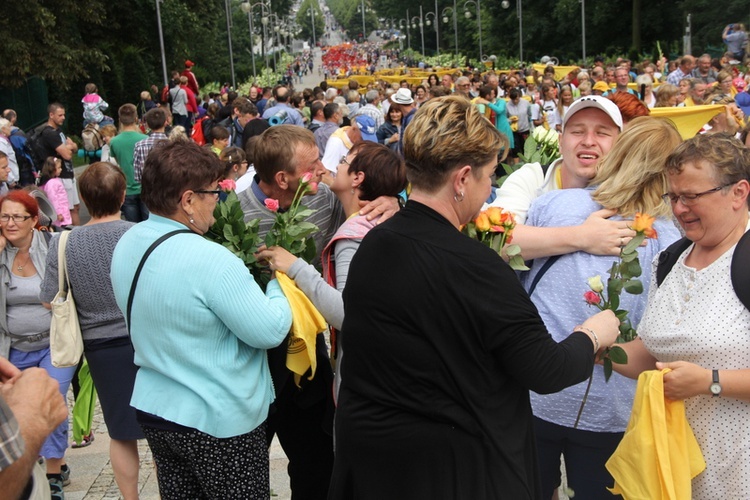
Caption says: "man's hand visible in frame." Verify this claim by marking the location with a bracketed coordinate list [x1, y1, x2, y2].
[358, 196, 400, 223]
[1, 368, 67, 437]
[575, 208, 636, 256]
[0, 357, 20, 383]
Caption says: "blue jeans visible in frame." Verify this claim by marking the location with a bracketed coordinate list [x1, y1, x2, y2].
[121, 194, 149, 223]
[9, 347, 75, 459]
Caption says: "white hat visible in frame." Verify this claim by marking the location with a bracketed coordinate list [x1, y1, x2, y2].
[391, 88, 414, 105]
[562, 95, 623, 132]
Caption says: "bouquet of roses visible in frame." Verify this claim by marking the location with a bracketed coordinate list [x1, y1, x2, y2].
[584, 212, 658, 381]
[462, 206, 529, 271]
[205, 174, 320, 289]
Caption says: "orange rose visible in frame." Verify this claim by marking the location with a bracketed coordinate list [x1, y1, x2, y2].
[475, 213, 491, 232]
[632, 212, 656, 237]
[486, 207, 504, 225]
[490, 225, 505, 233]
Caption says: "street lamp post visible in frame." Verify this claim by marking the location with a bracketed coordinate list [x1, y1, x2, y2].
[463, 0, 483, 61]
[501, 0, 522, 63]
[411, 12, 424, 57]
[424, 10, 439, 56]
[241, 1, 269, 82]
[441, 7, 458, 57]
[309, 5, 316, 47]
[581, 0, 586, 62]
[224, 0, 236, 88]
[155, 0, 168, 86]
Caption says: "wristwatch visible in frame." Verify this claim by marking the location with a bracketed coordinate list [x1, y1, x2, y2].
[709, 369, 722, 397]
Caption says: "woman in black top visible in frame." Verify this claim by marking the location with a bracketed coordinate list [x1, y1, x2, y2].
[329, 96, 621, 500]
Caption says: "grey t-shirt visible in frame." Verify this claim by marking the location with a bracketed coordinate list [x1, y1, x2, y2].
[7, 273, 51, 351]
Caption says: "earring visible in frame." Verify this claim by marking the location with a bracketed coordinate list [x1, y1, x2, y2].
[189, 218, 195, 224]
[454, 191, 464, 202]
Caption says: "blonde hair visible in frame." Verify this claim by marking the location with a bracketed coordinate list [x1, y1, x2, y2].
[403, 96, 505, 193]
[100, 124, 117, 139]
[654, 83, 679, 107]
[592, 116, 681, 218]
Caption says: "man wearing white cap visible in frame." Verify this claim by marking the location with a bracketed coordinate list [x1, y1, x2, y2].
[390, 88, 416, 156]
[491, 95, 635, 259]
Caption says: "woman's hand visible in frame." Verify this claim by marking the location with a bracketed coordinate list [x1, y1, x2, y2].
[580, 309, 620, 352]
[256, 246, 298, 274]
[656, 361, 711, 401]
[57, 214, 64, 222]
[389, 132, 399, 144]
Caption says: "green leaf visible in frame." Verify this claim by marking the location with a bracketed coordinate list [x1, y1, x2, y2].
[626, 259, 642, 278]
[608, 346, 628, 364]
[620, 250, 638, 262]
[610, 293, 620, 311]
[223, 224, 235, 240]
[622, 233, 644, 254]
[623, 279, 643, 294]
[505, 243, 522, 256]
[603, 359, 613, 382]
[295, 208, 314, 218]
[615, 309, 629, 321]
[509, 255, 529, 271]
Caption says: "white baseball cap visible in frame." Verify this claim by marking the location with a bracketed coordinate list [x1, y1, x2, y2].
[562, 95, 623, 132]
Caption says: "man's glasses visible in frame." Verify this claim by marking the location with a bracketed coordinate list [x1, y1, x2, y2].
[661, 183, 735, 206]
[0, 214, 32, 223]
[194, 189, 228, 202]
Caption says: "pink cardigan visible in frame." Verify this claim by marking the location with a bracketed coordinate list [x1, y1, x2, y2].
[42, 178, 71, 226]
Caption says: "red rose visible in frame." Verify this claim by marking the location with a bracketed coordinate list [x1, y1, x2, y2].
[264, 198, 280, 212]
[583, 291, 601, 306]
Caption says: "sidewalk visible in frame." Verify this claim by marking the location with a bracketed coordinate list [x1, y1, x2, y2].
[63, 396, 292, 499]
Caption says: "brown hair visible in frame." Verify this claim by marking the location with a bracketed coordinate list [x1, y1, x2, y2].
[78, 162, 127, 217]
[347, 142, 407, 201]
[253, 125, 317, 184]
[403, 96, 504, 193]
[118, 103, 138, 126]
[141, 141, 224, 215]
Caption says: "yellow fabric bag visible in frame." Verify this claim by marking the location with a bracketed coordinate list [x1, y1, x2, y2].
[276, 272, 328, 386]
[606, 369, 705, 500]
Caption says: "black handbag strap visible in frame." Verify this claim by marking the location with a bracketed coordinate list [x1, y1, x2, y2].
[126, 229, 191, 331]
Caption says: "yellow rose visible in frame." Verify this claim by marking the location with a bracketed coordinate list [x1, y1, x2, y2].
[588, 275, 604, 293]
[475, 213, 491, 232]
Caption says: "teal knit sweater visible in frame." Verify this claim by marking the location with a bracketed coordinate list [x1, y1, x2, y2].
[111, 214, 291, 438]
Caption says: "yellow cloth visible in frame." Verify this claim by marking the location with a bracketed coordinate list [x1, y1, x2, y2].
[650, 105, 726, 139]
[532, 64, 579, 81]
[606, 369, 706, 500]
[276, 272, 328, 386]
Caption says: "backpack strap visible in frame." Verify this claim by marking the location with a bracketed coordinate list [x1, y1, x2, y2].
[527, 255, 561, 297]
[656, 237, 692, 287]
[126, 229, 192, 332]
[730, 229, 750, 311]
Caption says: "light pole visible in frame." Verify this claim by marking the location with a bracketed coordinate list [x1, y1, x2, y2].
[400, 17, 410, 51]
[411, 13, 424, 57]
[357, 0, 369, 39]
[463, 0, 483, 61]
[241, 1, 269, 82]
[224, 0, 236, 88]
[581, 0, 586, 62]
[309, 5, 317, 47]
[263, 13, 281, 69]
[424, 10, 439, 56]
[441, 6, 459, 57]
[155, 0, 168, 86]
[501, 0, 522, 63]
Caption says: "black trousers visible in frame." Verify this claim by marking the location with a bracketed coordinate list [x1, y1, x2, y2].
[267, 334, 335, 500]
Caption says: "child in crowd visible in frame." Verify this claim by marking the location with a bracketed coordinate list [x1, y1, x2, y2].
[82, 83, 114, 127]
[100, 125, 118, 165]
[137, 91, 157, 125]
[209, 126, 230, 156]
[39, 157, 72, 227]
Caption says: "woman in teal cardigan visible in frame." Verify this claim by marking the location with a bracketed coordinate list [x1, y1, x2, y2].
[110, 141, 292, 499]
[474, 85, 515, 152]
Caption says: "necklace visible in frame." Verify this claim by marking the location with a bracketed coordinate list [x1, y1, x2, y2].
[15, 253, 30, 272]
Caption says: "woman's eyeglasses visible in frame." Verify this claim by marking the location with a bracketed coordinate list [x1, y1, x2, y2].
[0, 214, 33, 223]
[339, 156, 351, 166]
[194, 189, 228, 202]
[661, 183, 735, 206]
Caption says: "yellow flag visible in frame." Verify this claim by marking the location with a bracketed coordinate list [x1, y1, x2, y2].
[650, 105, 726, 140]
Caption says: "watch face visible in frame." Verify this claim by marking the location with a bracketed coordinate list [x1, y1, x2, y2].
[710, 383, 721, 395]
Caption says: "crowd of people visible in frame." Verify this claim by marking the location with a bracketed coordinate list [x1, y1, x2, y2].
[1, 26, 750, 500]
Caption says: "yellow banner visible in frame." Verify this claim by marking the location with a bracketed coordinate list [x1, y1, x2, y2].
[650, 105, 726, 139]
